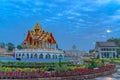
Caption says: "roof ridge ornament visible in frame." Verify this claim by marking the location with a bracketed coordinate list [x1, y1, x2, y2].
[34, 22, 42, 31]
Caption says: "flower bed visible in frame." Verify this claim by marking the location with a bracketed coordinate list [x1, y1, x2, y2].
[0, 61, 73, 68]
[0, 64, 116, 79]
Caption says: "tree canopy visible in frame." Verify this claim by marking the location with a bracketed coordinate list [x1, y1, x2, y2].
[0, 42, 5, 48]
[107, 38, 120, 47]
[7, 42, 15, 52]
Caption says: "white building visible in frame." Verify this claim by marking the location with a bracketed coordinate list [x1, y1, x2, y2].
[15, 49, 64, 59]
[65, 45, 86, 57]
[95, 42, 119, 58]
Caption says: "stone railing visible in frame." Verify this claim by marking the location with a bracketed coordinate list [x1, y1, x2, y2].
[15, 49, 64, 54]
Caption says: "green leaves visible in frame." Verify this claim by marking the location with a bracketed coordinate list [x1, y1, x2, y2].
[7, 42, 15, 52]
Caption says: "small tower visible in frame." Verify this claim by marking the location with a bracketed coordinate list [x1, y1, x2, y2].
[34, 22, 42, 33]
[72, 44, 77, 50]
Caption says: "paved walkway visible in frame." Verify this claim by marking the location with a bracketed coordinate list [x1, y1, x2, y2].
[95, 66, 120, 80]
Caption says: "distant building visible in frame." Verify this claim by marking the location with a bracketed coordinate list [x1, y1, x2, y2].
[0, 48, 6, 54]
[95, 42, 119, 58]
[65, 45, 86, 57]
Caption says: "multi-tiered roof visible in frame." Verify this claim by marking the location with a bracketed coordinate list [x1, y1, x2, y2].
[23, 23, 56, 49]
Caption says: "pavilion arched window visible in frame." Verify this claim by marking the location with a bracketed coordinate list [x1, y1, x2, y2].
[31, 54, 33, 58]
[27, 54, 29, 59]
[53, 55, 57, 59]
[34, 53, 37, 59]
[59, 54, 63, 58]
[22, 53, 24, 58]
[39, 54, 43, 59]
[19, 54, 21, 56]
[46, 54, 51, 59]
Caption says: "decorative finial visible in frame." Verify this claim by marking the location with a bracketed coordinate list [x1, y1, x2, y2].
[34, 22, 42, 31]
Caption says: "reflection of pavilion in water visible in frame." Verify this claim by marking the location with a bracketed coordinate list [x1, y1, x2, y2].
[15, 23, 64, 60]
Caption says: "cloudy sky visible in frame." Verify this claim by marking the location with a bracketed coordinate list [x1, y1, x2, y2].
[0, 0, 120, 52]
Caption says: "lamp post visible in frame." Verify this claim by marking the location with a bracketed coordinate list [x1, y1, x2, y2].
[0, 62, 2, 72]
[59, 55, 62, 67]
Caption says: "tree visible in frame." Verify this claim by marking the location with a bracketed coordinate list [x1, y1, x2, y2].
[89, 49, 95, 54]
[107, 38, 120, 46]
[17, 45, 23, 50]
[7, 42, 15, 52]
[0, 42, 5, 48]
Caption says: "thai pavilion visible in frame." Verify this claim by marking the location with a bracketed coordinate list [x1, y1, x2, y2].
[15, 23, 64, 60]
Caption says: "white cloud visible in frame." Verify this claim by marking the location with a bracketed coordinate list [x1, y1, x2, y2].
[101, 35, 106, 38]
[46, 3, 57, 7]
[15, 5, 20, 9]
[13, 0, 29, 4]
[54, 0, 67, 3]
[78, 19, 84, 22]
[95, 0, 111, 5]
[81, 7, 95, 11]
[45, 19, 51, 22]
[109, 9, 120, 21]
[34, 1, 44, 6]
[67, 16, 74, 19]
[91, 0, 120, 6]
[56, 13, 63, 16]
[114, 0, 120, 4]
[45, 9, 52, 13]
[64, 10, 81, 16]
[111, 15, 120, 20]
[51, 17, 59, 20]
[75, 26, 88, 29]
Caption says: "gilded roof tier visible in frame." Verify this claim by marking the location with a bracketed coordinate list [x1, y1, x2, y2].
[24, 23, 56, 44]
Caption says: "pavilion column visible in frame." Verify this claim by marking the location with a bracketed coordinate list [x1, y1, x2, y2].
[44, 42, 46, 49]
[115, 51, 117, 58]
[51, 44, 54, 49]
[110, 52, 112, 58]
[15, 53, 17, 58]
[48, 43, 50, 49]
[42, 42, 44, 49]
[43, 54, 46, 59]
[99, 52, 102, 58]
[53, 44, 56, 49]
[104, 52, 106, 58]
[32, 41, 34, 48]
[37, 53, 39, 59]
[112, 52, 114, 58]
[40, 41, 42, 49]
[38, 41, 39, 48]
[46, 42, 49, 49]
[108, 52, 110, 58]
[50, 54, 52, 59]
[107, 52, 109, 58]
[54, 44, 56, 50]
[49, 44, 51, 49]
[24, 53, 26, 58]
[62, 54, 64, 58]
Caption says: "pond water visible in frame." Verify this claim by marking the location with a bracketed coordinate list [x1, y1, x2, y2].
[0, 57, 72, 62]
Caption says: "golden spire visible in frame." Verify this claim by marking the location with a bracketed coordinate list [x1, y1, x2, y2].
[34, 22, 42, 31]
